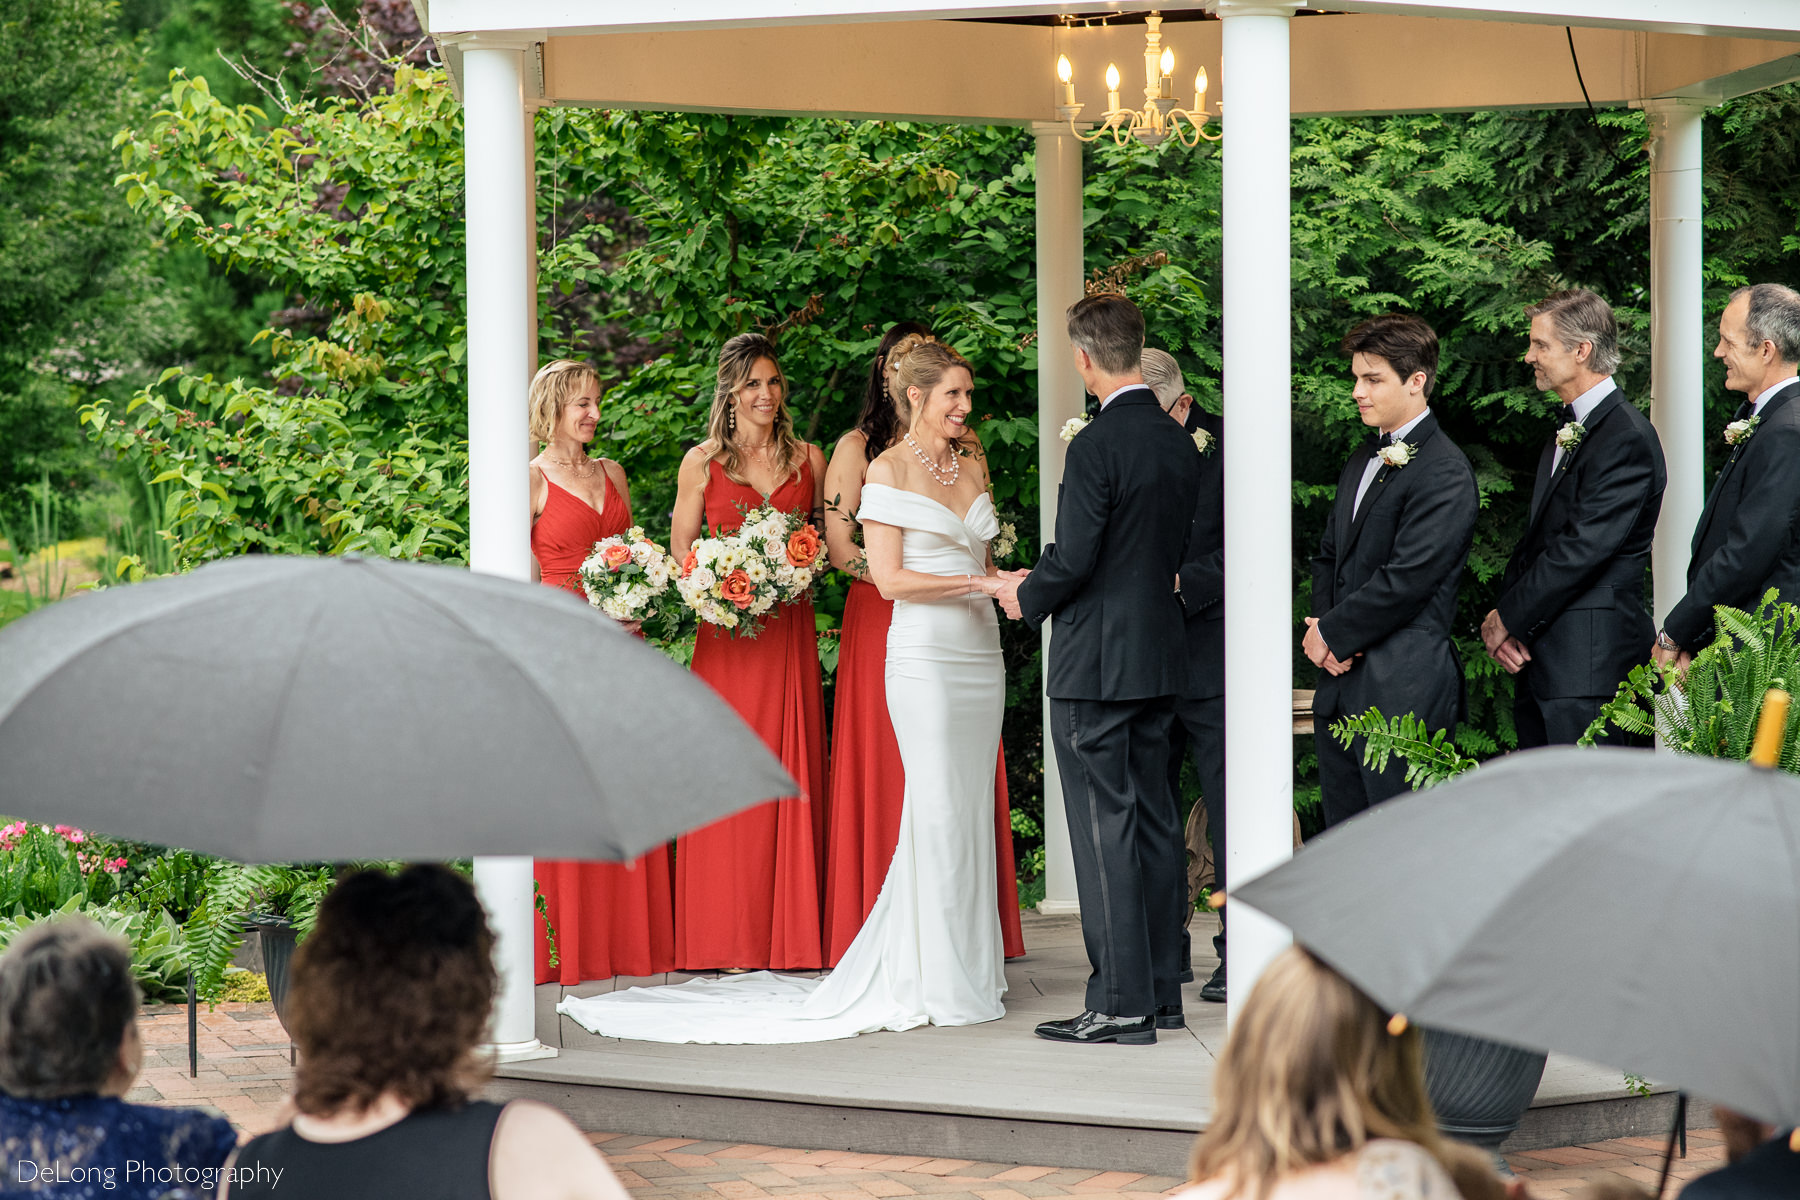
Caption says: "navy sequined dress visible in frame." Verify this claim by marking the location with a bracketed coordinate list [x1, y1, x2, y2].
[0, 1092, 236, 1198]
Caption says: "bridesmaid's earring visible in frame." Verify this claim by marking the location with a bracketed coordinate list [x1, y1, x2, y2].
[728, 405, 737, 434]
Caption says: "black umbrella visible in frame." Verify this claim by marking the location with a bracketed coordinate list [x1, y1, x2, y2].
[0, 555, 794, 861]
[1231, 723, 1800, 1131]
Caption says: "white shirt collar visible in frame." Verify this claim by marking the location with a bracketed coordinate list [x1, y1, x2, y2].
[1752, 376, 1800, 417]
[1383, 407, 1432, 443]
[1567, 376, 1614, 423]
[1098, 383, 1141, 410]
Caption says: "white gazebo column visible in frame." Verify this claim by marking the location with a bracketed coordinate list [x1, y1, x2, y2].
[1218, 0, 1299, 1020]
[461, 35, 554, 1063]
[1032, 122, 1085, 915]
[1645, 98, 1707, 628]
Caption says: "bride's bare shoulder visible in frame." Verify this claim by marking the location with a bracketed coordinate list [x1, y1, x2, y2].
[866, 450, 909, 489]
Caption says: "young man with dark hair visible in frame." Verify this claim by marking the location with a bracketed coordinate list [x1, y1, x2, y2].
[1307, 314, 1479, 828]
[1483, 290, 1665, 748]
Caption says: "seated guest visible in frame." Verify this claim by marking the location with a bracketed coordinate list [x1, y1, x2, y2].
[224, 865, 627, 1200]
[0, 918, 237, 1198]
[1176, 946, 1461, 1200]
[1679, 1107, 1800, 1199]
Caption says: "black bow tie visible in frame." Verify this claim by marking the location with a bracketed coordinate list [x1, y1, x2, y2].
[1559, 404, 1576, 425]
[1375, 432, 1397, 448]
[1733, 400, 1754, 423]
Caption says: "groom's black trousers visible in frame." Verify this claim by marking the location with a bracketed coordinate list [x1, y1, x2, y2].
[1050, 694, 1185, 1018]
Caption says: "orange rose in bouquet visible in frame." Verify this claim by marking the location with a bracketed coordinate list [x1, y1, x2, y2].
[785, 525, 823, 569]
[601, 543, 634, 571]
[721, 568, 756, 609]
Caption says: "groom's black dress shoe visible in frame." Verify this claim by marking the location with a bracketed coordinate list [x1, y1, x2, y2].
[1034, 1011, 1156, 1045]
[1199, 962, 1227, 1004]
[1155, 1005, 1184, 1030]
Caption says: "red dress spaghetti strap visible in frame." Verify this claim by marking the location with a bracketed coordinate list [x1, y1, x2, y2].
[676, 457, 829, 970]
[531, 473, 677, 983]
[821, 579, 1026, 965]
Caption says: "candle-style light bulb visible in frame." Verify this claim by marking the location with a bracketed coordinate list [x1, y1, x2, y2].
[1105, 63, 1121, 91]
[1196, 66, 1209, 96]
[1057, 54, 1072, 84]
[1160, 48, 1174, 78]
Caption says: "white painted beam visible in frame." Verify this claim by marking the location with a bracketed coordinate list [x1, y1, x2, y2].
[1646, 99, 1707, 632]
[1031, 123, 1085, 917]
[1217, 0, 1296, 1022]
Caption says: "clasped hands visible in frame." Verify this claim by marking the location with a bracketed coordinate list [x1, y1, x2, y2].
[1302, 618, 1357, 677]
[1480, 610, 1531, 675]
[991, 569, 1030, 620]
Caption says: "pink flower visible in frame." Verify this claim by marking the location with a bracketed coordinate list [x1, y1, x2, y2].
[107, 857, 127, 874]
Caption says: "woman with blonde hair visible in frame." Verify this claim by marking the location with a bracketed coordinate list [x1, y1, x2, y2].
[666, 332, 830, 971]
[525, 358, 677, 986]
[819, 326, 1026, 967]
[1179, 947, 1469, 1200]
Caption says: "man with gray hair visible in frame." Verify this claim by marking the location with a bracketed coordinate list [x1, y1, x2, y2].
[1659, 283, 1800, 668]
[1482, 288, 1666, 747]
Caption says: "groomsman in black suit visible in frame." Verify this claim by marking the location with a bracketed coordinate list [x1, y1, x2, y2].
[1482, 290, 1666, 747]
[996, 296, 1201, 1045]
[1141, 349, 1227, 1003]
[1659, 283, 1800, 667]
[1307, 315, 1479, 829]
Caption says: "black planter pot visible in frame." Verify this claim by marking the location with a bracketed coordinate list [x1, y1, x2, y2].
[1422, 1027, 1549, 1153]
[245, 917, 297, 1028]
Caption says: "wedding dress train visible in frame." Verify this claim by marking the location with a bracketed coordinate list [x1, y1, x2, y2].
[556, 483, 1007, 1043]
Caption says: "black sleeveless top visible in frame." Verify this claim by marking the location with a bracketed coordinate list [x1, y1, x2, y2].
[228, 1100, 506, 1199]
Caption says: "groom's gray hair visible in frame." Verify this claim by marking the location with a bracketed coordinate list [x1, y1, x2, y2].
[1067, 294, 1144, 375]
[1141, 349, 1185, 410]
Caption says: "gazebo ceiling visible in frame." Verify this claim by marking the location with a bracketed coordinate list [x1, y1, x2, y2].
[420, 2, 1800, 122]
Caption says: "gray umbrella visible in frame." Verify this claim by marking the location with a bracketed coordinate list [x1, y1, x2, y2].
[1231, 745, 1800, 1128]
[0, 555, 795, 862]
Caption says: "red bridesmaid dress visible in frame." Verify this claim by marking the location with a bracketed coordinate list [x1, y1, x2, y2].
[821, 578, 1026, 965]
[675, 458, 829, 970]
[531, 474, 677, 983]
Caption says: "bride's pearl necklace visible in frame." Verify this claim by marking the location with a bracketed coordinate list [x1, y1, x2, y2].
[904, 433, 960, 487]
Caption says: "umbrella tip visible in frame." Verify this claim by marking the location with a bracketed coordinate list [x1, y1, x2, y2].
[1751, 688, 1791, 768]
[1207, 891, 1226, 910]
[1790, 1129, 1800, 1154]
[1386, 1013, 1409, 1036]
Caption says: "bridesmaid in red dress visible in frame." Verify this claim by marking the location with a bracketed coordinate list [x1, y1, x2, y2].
[819, 327, 1026, 966]
[527, 359, 676, 984]
[670, 334, 830, 970]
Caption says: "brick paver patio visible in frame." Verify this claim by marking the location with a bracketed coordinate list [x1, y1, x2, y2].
[134, 1004, 1720, 1198]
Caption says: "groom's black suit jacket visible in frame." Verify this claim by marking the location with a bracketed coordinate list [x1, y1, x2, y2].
[1019, 387, 1202, 701]
[1664, 377, 1800, 650]
[1311, 412, 1478, 727]
[1495, 388, 1665, 701]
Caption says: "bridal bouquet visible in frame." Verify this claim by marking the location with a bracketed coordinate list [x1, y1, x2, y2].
[578, 527, 684, 637]
[677, 505, 824, 634]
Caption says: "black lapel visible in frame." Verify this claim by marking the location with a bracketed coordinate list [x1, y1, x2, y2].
[1692, 381, 1799, 550]
[1336, 447, 1372, 558]
[1343, 413, 1442, 560]
[1527, 389, 1626, 530]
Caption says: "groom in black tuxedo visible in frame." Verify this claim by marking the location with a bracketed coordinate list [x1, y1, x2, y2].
[996, 295, 1201, 1045]
[1482, 290, 1665, 747]
[1658, 283, 1800, 666]
[1308, 315, 1478, 829]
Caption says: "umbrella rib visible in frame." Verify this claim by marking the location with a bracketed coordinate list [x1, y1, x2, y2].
[243, 598, 334, 862]
[372, 567, 621, 856]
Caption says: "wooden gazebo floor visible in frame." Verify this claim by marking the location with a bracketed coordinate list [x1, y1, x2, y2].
[489, 913, 1694, 1176]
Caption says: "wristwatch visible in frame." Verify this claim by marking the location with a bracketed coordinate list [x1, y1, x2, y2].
[1656, 630, 1679, 652]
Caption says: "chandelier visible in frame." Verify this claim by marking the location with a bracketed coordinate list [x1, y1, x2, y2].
[1055, 13, 1221, 148]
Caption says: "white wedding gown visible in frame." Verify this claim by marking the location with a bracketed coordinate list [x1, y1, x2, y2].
[556, 484, 1007, 1043]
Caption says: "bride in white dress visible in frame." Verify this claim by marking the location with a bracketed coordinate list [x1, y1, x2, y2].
[558, 339, 1010, 1044]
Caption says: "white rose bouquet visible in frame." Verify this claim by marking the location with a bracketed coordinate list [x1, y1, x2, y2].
[676, 504, 825, 635]
[578, 527, 684, 638]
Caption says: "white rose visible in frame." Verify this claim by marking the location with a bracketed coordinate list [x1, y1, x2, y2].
[688, 566, 717, 592]
[1059, 415, 1090, 442]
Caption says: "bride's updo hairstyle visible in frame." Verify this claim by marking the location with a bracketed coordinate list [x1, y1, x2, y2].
[891, 337, 974, 450]
[855, 321, 934, 462]
[703, 332, 806, 486]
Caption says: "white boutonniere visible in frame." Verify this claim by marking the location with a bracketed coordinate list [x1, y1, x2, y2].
[1059, 415, 1090, 442]
[1193, 428, 1215, 455]
[1556, 422, 1585, 453]
[1725, 415, 1761, 446]
[1377, 441, 1413, 469]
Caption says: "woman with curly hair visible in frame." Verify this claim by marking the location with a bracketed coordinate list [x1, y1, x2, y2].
[224, 866, 626, 1200]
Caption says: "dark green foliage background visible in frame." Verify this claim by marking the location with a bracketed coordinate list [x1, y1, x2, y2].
[8, 0, 1800, 881]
